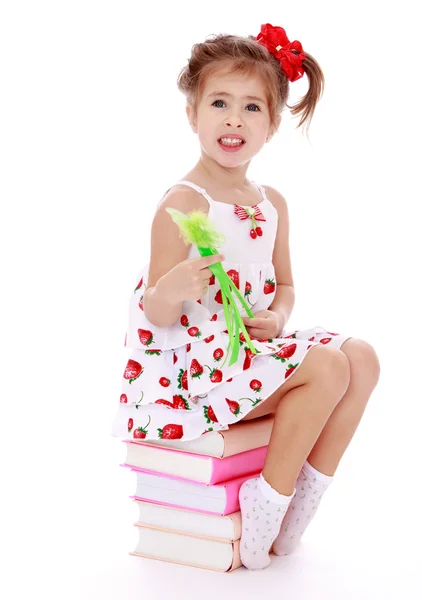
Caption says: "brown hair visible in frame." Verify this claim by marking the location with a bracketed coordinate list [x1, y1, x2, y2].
[177, 32, 325, 138]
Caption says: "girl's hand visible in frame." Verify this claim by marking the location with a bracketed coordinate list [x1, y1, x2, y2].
[242, 310, 285, 340]
[157, 253, 225, 304]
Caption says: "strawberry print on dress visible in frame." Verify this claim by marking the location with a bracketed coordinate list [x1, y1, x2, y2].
[111, 180, 352, 442]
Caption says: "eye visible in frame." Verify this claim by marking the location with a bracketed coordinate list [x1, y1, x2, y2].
[211, 100, 261, 112]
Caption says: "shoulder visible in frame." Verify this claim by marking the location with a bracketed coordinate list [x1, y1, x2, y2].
[261, 185, 289, 224]
[156, 184, 209, 217]
[146, 185, 208, 292]
[261, 185, 288, 212]
[150, 185, 209, 251]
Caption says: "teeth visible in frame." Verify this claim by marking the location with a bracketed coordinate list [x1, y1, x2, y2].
[220, 137, 243, 145]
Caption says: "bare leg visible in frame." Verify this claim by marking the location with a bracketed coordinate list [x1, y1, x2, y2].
[261, 346, 350, 495]
[242, 339, 380, 478]
[272, 339, 381, 556]
[306, 339, 381, 475]
[238, 345, 350, 569]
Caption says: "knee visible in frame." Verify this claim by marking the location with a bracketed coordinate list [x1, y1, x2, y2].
[311, 345, 351, 396]
[342, 338, 381, 388]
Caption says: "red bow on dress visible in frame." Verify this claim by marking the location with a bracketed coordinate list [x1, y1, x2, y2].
[234, 204, 266, 240]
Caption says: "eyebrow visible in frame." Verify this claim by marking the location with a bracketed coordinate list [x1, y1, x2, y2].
[207, 91, 266, 104]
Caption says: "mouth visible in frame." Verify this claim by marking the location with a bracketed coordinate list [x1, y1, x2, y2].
[218, 136, 246, 152]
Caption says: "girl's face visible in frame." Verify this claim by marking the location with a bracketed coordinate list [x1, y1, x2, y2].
[187, 69, 280, 167]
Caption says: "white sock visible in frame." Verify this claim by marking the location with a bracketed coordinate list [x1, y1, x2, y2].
[239, 474, 295, 570]
[273, 460, 333, 556]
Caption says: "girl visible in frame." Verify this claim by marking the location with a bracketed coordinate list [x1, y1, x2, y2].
[112, 23, 380, 570]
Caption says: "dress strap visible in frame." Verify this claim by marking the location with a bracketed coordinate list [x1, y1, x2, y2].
[174, 179, 267, 206]
[251, 180, 269, 203]
[156, 179, 267, 210]
[156, 180, 214, 210]
[174, 180, 215, 206]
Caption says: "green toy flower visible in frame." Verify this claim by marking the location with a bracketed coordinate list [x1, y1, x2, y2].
[166, 207, 259, 368]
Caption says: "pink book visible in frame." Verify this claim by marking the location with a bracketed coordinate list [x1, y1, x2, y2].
[127, 468, 261, 515]
[122, 442, 268, 485]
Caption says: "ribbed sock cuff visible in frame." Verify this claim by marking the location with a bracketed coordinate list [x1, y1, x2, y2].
[302, 460, 334, 486]
[258, 473, 296, 505]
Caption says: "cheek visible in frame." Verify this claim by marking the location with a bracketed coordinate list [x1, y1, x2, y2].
[198, 131, 217, 148]
[197, 117, 217, 138]
[249, 115, 270, 136]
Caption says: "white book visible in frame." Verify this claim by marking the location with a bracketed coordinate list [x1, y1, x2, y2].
[131, 524, 242, 572]
[134, 499, 242, 541]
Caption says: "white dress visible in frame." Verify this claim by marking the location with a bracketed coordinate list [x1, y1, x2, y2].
[111, 180, 351, 441]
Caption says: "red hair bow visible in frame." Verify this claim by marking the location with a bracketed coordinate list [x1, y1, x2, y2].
[255, 23, 306, 83]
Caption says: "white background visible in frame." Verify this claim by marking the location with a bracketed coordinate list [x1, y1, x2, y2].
[1, 1, 421, 598]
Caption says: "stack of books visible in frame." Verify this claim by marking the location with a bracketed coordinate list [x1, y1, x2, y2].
[120, 414, 275, 572]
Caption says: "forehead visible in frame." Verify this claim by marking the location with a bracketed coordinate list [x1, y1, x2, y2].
[202, 69, 267, 101]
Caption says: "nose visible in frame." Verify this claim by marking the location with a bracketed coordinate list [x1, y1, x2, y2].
[224, 112, 244, 129]
[225, 121, 244, 129]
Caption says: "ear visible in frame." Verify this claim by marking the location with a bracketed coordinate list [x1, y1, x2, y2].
[186, 104, 198, 133]
[266, 114, 282, 142]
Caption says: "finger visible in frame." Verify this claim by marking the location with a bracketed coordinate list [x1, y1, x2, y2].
[243, 317, 266, 328]
[202, 272, 216, 285]
[200, 254, 225, 268]
[245, 328, 268, 340]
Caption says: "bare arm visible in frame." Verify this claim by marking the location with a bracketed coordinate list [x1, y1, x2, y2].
[143, 186, 207, 327]
[143, 285, 183, 329]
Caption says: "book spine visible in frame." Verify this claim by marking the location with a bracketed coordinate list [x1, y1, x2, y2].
[210, 446, 268, 484]
[228, 540, 242, 571]
[227, 513, 242, 541]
